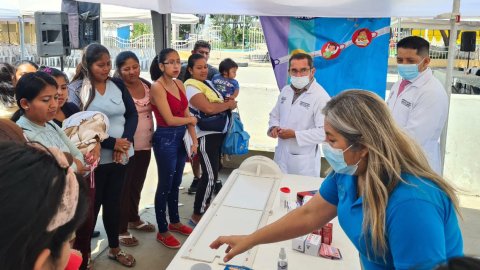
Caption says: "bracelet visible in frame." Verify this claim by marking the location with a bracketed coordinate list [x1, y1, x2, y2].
[193, 144, 199, 147]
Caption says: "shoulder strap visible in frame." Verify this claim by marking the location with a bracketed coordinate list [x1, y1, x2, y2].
[46, 122, 57, 129]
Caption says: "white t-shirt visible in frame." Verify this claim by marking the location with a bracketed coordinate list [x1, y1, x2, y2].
[186, 81, 229, 138]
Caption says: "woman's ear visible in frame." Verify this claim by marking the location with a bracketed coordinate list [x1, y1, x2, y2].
[360, 136, 369, 157]
[19, 98, 29, 110]
[158, 63, 164, 72]
[188, 67, 193, 75]
[33, 249, 51, 270]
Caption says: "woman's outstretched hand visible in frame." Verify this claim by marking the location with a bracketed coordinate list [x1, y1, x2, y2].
[210, 235, 255, 263]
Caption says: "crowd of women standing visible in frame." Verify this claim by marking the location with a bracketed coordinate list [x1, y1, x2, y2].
[0, 40, 234, 269]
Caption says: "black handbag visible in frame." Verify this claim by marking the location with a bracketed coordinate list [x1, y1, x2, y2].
[190, 81, 229, 132]
[190, 108, 229, 132]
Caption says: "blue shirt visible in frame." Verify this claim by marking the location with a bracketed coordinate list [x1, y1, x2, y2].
[211, 74, 240, 97]
[87, 80, 134, 164]
[319, 173, 463, 270]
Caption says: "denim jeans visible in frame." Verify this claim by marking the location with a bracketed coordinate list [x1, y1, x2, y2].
[152, 125, 187, 233]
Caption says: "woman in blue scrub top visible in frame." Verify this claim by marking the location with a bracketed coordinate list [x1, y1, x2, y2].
[210, 90, 463, 270]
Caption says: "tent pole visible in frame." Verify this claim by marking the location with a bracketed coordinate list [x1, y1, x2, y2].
[7, 21, 11, 44]
[19, 16, 25, 60]
[242, 15, 245, 58]
[397, 18, 402, 81]
[440, 0, 461, 175]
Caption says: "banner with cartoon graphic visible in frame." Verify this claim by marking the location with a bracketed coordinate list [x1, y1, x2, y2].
[260, 17, 391, 98]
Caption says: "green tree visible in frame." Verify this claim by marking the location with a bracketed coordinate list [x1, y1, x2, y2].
[130, 23, 152, 39]
[210, 15, 259, 49]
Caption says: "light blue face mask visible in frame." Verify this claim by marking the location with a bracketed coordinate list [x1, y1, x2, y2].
[322, 142, 362, 175]
[397, 58, 425, 81]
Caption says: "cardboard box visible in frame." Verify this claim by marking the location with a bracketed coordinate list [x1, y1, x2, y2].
[292, 235, 308, 253]
[286, 201, 301, 213]
[297, 190, 317, 205]
[302, 195, 313, 205]
[304, 234, 322, 256]
[322, 223, 333, 245]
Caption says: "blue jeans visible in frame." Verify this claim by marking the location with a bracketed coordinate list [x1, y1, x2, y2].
[152, 125, 187, 233]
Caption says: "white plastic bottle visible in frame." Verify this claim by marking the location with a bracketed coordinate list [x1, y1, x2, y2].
[278, 246, 288, 270]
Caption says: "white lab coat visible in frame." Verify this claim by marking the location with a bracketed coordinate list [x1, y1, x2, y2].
[386, 68, 448, 174]
[269, 79, 331, 177]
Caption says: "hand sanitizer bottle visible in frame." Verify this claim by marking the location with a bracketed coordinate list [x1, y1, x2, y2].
[278, 246, 288, 270]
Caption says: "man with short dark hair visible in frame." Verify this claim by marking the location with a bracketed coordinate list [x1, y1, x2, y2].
[268, 53, 330, 177]
[386, 36, 448, 174]
[177, 40, 219, 82]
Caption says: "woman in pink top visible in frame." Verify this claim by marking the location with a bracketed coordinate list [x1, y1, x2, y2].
[115, 51, 156, 247]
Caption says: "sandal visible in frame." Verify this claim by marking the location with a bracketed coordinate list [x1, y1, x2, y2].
[119, 233, 139, 247]
[128, 220, 156, 232]
[108, 250, 136, 268]
[86, 258, 93, 270]
[188, 219, 198, 227]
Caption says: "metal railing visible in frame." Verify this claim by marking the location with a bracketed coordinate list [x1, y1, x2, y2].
[103, 34, 155, 50]
[248, 27, 269, 62]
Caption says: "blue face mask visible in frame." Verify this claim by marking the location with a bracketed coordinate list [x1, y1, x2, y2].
[322, 142, 362, 175]
[397, 58, 425, 81]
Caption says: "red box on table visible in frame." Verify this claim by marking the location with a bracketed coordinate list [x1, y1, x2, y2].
[321, 223, 333, 245]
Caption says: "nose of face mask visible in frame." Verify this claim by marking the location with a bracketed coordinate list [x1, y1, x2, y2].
[397, 58, 425, 81]
[290, 75, 310, 89]
[321, 142, 361, 175]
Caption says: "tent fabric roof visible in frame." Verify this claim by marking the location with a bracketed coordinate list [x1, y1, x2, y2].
[0, 0, 198, 24]
[102, 5, 198, 24]
[75, 0, 480, 18]
[0, 2, 21, 20]
[391, 18, 480, 30]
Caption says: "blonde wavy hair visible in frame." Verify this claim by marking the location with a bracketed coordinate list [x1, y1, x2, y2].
[322, 90, 461, 258]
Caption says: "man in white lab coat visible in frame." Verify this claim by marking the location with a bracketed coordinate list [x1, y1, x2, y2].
[268, 53, 331, 177]
[387, 36, 448, 174]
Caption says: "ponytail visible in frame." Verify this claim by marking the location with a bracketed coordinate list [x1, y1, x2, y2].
[149, 55, 163, 81]
[150, 48, 178, 81]
[10, 109, 23, 122]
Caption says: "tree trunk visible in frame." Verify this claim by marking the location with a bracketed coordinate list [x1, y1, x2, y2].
[440, 30, 449, 45]
[233, 23, 237, 47]
[440, 30, 462, 46]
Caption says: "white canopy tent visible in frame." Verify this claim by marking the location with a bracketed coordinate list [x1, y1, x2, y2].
[102, 5, 198, 24]
[0, 0, 198, 24]
[391, 18, 480, 30]
[75, 0, 479, 18]
[0, 2, 21, 20]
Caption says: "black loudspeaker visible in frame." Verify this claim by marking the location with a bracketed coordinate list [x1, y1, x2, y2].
[61, 0, 100, 50]
[34, 11, 71, 57]
[460, 31, 477, 52]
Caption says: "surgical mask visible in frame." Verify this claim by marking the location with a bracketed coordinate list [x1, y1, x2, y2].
[397, 58, 425, 81]
[290, 75, 310, 89]
[322, 142, 362, 175]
